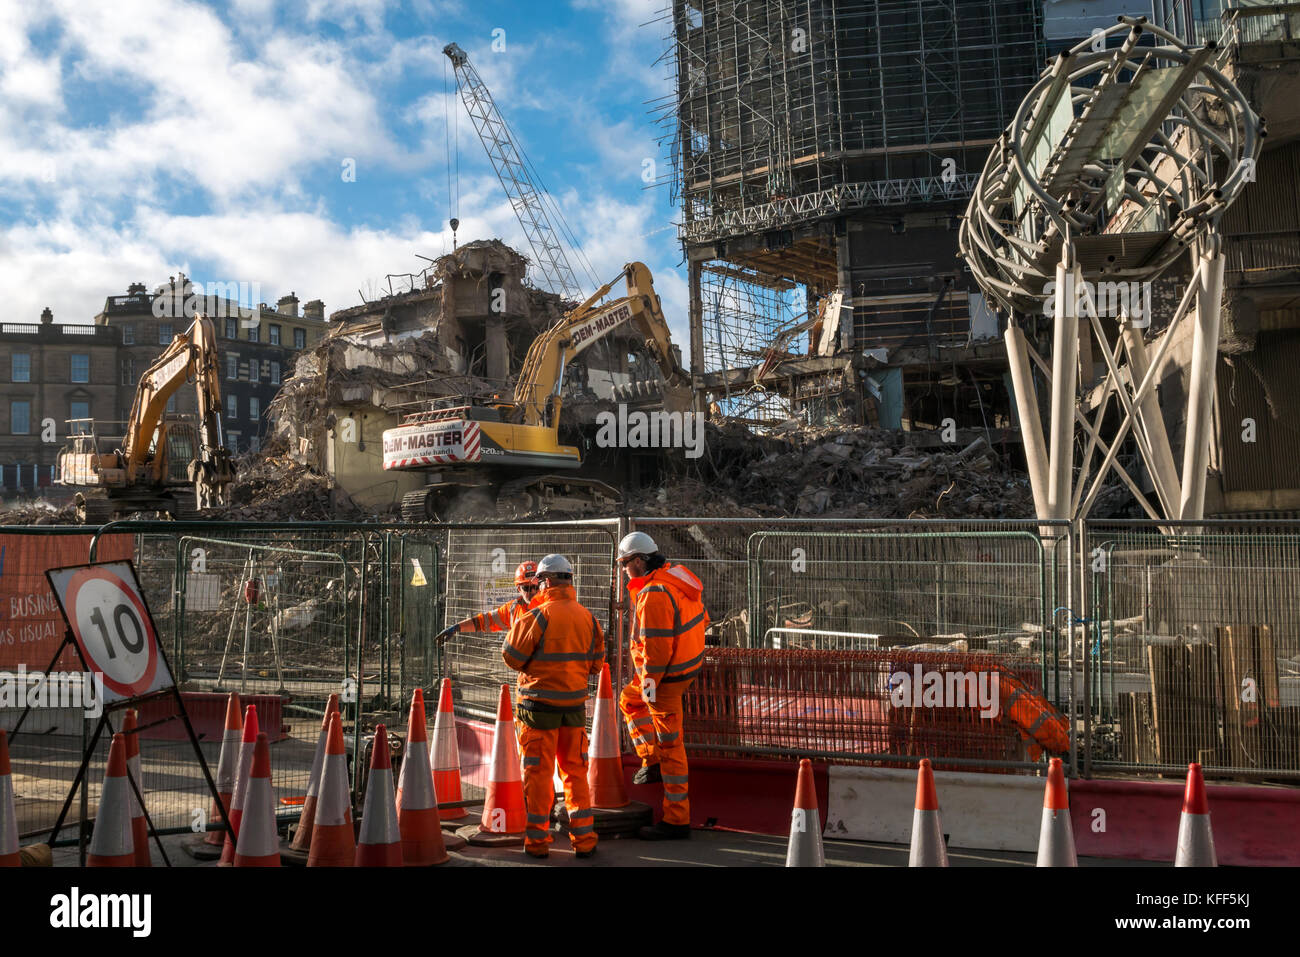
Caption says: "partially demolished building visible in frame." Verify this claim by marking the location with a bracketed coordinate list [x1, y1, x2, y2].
[658, 0, 1045, 429]
[269, 240, 679, 512]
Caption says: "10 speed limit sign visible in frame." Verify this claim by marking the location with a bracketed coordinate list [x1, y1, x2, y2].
[46, 560, 173, 703]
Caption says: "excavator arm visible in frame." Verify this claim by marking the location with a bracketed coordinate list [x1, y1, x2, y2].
[512, 262, 692, 426]
[120, 316, 234, 508]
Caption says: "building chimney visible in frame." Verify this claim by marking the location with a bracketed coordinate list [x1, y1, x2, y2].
[128, 282, 146, 295]
[303, 299, 325, 320]
[277, 292, 299, 317]
[40, 307, 53, 324]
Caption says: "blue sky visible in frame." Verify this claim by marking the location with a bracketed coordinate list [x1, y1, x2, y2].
[0, 0, 690, 346]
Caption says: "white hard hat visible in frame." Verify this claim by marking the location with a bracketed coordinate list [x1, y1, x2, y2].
[536, 554, 573, 576]
[618, 531, 658, 560]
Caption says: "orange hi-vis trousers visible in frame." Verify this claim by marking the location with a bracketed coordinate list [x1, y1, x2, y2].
[515, 721, 597, 854]
[619, 678, 692, 827]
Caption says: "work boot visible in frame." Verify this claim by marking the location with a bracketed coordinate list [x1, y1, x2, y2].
[524, 846, 549, 859]
[637, 821, 690, 841]
[633, 763, 663, 785]
[575, 846, 597, 859]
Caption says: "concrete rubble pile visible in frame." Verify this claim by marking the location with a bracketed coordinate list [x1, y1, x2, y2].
[634, 422, 1041, 519]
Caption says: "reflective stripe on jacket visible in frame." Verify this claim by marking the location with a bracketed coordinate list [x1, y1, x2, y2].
[468, 596, 528, 633]
[628, 563, 708, 685]
[502, 584, 605, 711]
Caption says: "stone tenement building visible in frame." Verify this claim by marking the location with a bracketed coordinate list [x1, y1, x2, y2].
[0, 277, 327, 496]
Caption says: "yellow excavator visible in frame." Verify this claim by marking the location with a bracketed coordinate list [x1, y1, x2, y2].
[385, 262, 692, 520]
[56, 316, 236, 523]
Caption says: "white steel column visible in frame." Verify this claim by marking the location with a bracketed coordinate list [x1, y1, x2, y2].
[1179, 243, 1225, 521]
[1048, 254, 1080, 521]
[1121, 323, 1182, 515]
[1005, 320, 1051, 521]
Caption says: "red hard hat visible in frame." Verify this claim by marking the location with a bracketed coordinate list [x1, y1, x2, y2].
[515, 560, 538, 585]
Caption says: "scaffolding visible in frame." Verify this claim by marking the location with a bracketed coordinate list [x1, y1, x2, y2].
[701, 264, 801, 421]
[655, 0, 1046, 247]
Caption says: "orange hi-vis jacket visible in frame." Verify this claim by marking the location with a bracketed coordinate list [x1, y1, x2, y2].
[466, 596, 530, 633]
[627, 563, 708, 687]
[502, 584, 605, 712]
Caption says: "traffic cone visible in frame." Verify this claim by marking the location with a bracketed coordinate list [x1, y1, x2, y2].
[1036, 757, 1077, 867]
[87, 734, 135, 867]
[290, 694, 338, 853]
[233, 733, 280, 867]
[1175, 762, 1217, 867]
[307, 711, 355, 867]
[431, 678, 466, 820]
[908, 758, 949, 867]
[785, 758, 825, 867]
[356, 725, 403, 866]
[396, 689, 448, 865]
[459, 684, 527, 846]
[122, 710, 150, 866]
[204, 692, 241, 850]
[219, 704, 260, 866]
[588, 662, 629, 809]
[0, 730, 19, 867]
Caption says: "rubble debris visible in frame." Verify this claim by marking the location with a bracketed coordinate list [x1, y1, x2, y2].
[0, 498, 76, 526]
[218, 441, 365, 521]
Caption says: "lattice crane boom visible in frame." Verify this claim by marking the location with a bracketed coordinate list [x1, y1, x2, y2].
[443, 42, 582, 299]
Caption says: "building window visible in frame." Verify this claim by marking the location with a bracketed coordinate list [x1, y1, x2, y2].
[166, 395, 177, 413]
[225, 317, 237, 339]
[271, 361, 281, 385]
[247, 323, 260, 342]
[122, 324, 135, 345]
[159, 323, 173, 344]
[227, 432, 240, 453]
[294, 328, 305, 349]
[249, 358, 259, 381]
[269, 324, 281, 346]
[70, 401, 90, 434]
[121, 358, 135, 386]
[11, 401, 30, 435]
[226, 354, 238, 380]
[249, 396, 260, 421]
[11, 354, 30, 383]
[249, 434, 260, 453]
[226, 394, 237, 419]
[70, 354, 90, 383]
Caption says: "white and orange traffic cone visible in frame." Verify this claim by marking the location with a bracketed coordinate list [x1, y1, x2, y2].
[396, 690, 448, 866]
[308, 711, 355, 867]
[219, 704, 260, 866]
[203, 692, 241, 852]
[1, 730, 19, 867]
[121, 709, 150, 866]
[356, 725, 403, 866]
[462, 685, 526, 845]
[431, 678, 466, 820]
[1175, 762, 1217, 867]
[290, 694, 338, 854]
[908, 758, 949, 867]
[87, 733, 136, 867]
[233, 733, 281, 867]
[588, 662, 628, 809]
[786, 758, 825, 867]
[1037, 757, 1077, 867]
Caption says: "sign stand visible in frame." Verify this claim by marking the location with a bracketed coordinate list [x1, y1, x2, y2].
[8, 560, 232, 866]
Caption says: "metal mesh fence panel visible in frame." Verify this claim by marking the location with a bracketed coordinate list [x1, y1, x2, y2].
[1085, 520, 1300, 780]
[436, 522, 618, 720]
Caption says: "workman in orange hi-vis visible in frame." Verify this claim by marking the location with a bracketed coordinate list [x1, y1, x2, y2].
[437, 561, 539, 642]
[501, 553, 605, 859]
[616, 531, 709, 840]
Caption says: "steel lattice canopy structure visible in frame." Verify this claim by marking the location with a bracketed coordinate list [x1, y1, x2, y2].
[959, 16, 1262, 318]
